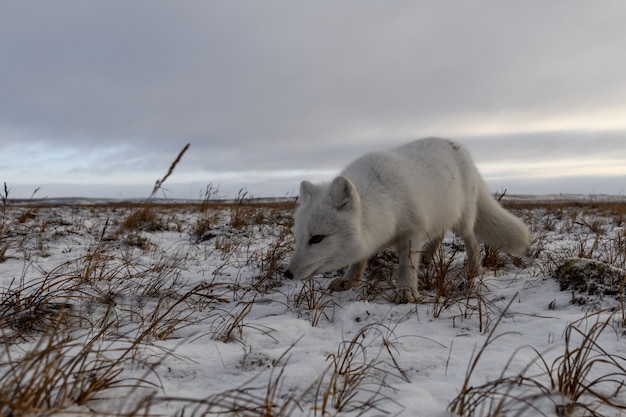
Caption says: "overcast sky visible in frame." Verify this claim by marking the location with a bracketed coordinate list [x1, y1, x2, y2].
[2, 1, 626, 199]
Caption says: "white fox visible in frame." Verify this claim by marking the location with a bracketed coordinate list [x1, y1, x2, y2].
[284, 137, 531, 303]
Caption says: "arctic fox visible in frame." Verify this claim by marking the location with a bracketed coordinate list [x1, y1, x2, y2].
[284, 137, 531, 303]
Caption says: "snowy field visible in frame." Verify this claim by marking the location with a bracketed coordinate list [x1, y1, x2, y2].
[1, 195, 626, 416]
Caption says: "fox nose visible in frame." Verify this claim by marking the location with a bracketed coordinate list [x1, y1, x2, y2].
[284, 269, 294, 279]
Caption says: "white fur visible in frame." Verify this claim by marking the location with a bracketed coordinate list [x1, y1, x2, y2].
[285, 137, 531, 303]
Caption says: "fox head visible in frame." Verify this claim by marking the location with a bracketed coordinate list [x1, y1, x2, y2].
[284, 176, 366, 280]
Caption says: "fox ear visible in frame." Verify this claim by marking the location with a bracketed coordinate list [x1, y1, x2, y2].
[299, 180, 315, 203]
[328, 176, 359, 211]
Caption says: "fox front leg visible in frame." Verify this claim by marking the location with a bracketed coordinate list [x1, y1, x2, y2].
[328, 260, 367, 291]
[396, 236, 421, 303]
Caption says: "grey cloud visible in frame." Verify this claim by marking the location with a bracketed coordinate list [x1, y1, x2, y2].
[461, 131, 626, 164]
[2, 1, 626, 196]
[4, 3, 626, 136]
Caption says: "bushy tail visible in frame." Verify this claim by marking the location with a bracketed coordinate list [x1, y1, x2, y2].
[474, 184, 531, 255]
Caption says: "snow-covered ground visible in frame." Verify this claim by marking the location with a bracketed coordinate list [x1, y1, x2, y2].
[1, 198, 625, 416]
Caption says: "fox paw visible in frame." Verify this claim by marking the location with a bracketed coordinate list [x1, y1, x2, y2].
[328, 277, 359, 292]
[396, 287, 420, 304]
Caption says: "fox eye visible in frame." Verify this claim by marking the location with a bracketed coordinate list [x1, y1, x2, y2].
[308, 235, 325, 244]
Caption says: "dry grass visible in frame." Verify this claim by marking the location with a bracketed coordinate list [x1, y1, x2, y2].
[292, 278, 337, 327]
[0, 184, 10, 263]
[152, 343, 303, 417]
[0, 209, 239, 415]
[448, 306, 626, 417]
[149, 143, 190, 200]
[313, 322, 410, 416]
[1, 187, 625, 416]
[0, 319, 163, 414]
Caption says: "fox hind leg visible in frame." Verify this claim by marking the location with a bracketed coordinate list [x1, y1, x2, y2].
[462, 233, 482, 279]
[421, 232, 444, 267]
[454, 209, 483, 281]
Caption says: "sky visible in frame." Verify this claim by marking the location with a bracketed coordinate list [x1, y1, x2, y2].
[2, 1, 626, 200]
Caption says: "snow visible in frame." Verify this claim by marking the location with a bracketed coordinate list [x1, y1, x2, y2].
[1, 200, 625, 416]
